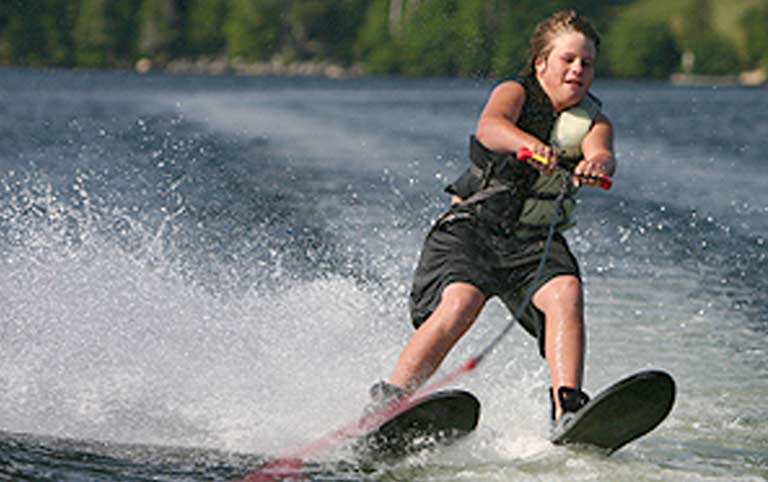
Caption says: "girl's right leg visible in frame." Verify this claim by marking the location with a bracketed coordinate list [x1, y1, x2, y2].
[389, 282, 486, 391]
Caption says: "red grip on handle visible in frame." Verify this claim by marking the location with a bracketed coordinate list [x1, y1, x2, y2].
[516, 147, 612, 190]
[595, 176, 613, 190]
[516, 146, 535, 162]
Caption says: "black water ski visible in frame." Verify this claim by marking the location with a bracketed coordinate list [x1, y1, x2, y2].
[356, 390, 480, 463]
[552, 370, 675, 453]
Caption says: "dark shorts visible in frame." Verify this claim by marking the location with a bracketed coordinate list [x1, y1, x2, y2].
[409, 213, 580, 357]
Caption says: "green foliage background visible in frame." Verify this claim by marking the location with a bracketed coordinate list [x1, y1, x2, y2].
[1, 0, 766, 78]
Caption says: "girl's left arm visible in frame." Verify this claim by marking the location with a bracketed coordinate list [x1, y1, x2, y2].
[575, 112, 615, 186]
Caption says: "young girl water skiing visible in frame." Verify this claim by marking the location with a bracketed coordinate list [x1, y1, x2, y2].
[370, 9, 615, 425]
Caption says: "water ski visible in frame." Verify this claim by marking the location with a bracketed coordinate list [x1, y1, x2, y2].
[356, 389, 480, 463]
[551, 370, 676, 453]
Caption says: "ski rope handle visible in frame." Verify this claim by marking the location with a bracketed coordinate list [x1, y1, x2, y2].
[516, 146, 613, 190]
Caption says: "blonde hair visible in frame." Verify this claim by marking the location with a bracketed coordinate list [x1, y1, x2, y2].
[522, 10, 600, 75]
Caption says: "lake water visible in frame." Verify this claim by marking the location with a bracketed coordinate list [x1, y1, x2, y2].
[0, 67, 766, 481]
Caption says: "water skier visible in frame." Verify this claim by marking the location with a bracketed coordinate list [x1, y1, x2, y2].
[370, 9, 616, 426]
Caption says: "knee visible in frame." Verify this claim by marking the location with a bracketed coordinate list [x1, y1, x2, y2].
[553, 276, 582, 299]
[534, 275, 582, 312]
[433, 283, 485, 333]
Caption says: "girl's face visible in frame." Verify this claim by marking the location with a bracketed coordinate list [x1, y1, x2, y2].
[535, 32, 596, 112]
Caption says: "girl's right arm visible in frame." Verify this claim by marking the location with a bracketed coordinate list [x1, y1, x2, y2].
[475, 81, 557, 171]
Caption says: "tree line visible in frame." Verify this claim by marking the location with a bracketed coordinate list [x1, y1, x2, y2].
[1, 0, 767, 79]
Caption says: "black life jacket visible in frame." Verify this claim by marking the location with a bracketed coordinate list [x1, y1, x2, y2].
[445, 75, 601, 236]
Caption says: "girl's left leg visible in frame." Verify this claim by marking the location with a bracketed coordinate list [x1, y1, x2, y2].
[532, 274, 585, 421]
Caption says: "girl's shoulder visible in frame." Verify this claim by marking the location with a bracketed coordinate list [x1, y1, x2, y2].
[492, 75, 526, 90]
[488, 77, 527, 99]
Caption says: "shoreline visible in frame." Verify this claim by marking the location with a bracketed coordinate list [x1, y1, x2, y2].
[138, 56, 365, 79]
[155, 57, 767, 86]
[670, 68, 766, 87]
[3, 60, 764, 86]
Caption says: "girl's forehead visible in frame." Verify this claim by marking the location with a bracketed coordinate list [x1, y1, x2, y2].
[548, 32, 596, 56]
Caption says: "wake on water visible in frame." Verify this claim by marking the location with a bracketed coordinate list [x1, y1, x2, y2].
[0, 116, 548, 459]
[1, 71, 766, 480]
